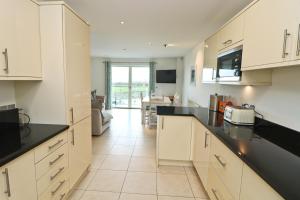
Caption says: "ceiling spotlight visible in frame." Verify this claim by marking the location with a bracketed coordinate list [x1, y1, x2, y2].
[148, 42, 152, 45]
[120, 21, 125, 25]
[122, 48, 127, 51]
[163, 43, 175, 48]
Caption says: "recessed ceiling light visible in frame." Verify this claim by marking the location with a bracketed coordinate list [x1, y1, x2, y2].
[122, 48, 127, 51]
[148, 42, 152, 46]
[120, 21, 125, 25]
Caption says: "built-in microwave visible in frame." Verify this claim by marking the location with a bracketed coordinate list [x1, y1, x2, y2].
[216, 46, 242, 82]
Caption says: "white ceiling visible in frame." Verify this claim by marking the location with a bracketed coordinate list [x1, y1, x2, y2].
[64, 0, 253, 58]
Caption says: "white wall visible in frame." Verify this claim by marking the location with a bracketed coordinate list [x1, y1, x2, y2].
[182, 43, 300, 131]
[91, 57, 184, 97]
[0, 81, 16, 106]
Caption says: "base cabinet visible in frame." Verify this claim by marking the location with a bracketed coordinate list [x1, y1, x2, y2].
[0, 152, 37, 200]
[69, 117, 92, 188]
[240, 165, 284, 200]
[192, 119, 211, 190]
[157, 116, 192, 161]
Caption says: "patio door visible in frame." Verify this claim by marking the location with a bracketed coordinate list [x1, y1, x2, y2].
[111, 65, 149, 108]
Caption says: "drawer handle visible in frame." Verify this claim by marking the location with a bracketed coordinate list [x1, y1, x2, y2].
[204, 132, 209, 148]
[48, 139, 64, 150]
[50, 167, 65, 181]
[2, 168, 11, 197]
[51, 180, 65, 196]
[59, 193, 66, 200]
[223, 39, 232, 45]
[214, 154, 226, 167]
[49, 154, 64, 166]
[211, 188, 220, 200]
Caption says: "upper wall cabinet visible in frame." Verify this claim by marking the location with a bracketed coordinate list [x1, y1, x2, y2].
[242, 0, 300, 70]
[0, 0, 42, 80]
[217, 13, 244, 51]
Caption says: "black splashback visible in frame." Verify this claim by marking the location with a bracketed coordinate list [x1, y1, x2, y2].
[0, 108, 21, 158]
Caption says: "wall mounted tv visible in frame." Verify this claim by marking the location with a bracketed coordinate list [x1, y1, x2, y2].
[156, 70, 176, 83]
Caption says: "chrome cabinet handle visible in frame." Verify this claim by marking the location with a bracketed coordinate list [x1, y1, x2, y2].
[161, 117, 164, 130]
[204, 132, 209, 148]
[223, 39, 232, 45]
[49, 154, 64, 166]
[297, 24, 300, 56]
[211, 189, 220, 200]
[71, 129, 75, 145]
[50, 167, 65, 181]
[70, 107, 74, 124]
[2, 168, 11, 197]
[214, 154, 226, 167]
[48, 139, 63, 150]
[2, 48, 8, 73]
[51, 180, 65, 196]
[282, 29, 291, 58]
[59, 193, 66, 200]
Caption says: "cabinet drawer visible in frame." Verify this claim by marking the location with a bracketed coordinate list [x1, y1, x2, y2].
[35, 131, 68, 163]
[37, 157, 68, 195]
[210, 135, 243, 199]
[39, 174, 69, 200]
[36, 144, 68, 180]
[207, 166, 233, 200]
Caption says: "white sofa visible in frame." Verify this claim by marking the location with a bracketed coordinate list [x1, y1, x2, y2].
[92, 108, 113, 136]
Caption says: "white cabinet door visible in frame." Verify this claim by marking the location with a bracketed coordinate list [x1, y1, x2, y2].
[192, 119, 210, 190]
[218, 13, 244, 50]
[0, 0, 17, 77]
[158, 116, 192, 161]
[240, 164, 283, 200]
[12, 0, 42, 77]
[204, 33, 219, 69]
[69, 116, 92, 188]
[64, 7, 91, 125]
[242, 0, 299, 69]
[1, 152, 37, 200]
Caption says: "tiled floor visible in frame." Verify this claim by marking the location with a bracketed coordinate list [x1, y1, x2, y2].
[68, 109, 209, 200]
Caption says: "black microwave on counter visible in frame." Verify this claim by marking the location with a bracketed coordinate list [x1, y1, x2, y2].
[0, 108, 21, 159]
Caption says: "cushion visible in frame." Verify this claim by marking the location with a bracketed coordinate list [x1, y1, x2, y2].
[102, 111, 113, 124]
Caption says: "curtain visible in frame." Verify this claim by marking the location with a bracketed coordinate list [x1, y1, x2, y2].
[149, 62, 156, 96]
[104, 61, 112, 109]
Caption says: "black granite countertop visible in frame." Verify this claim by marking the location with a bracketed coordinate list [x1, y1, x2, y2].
[157, 106, 300, 200]
[0, 124, 69, 167]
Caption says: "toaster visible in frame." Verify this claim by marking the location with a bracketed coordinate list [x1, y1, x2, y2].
[224, 106, 255, 125]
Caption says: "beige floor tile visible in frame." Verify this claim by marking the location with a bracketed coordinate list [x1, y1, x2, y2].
[75, 170, 97, 190]
[87, 170, 126, 192]
[90, 155, 106, 170]
[119, 193, 157, 200]
[184, 167, 198, 177]
[100, 155, 131, 170]
[158, 196, 195, 200]
[157, 173, 193, 197]
[80, 191, 120, 200]
[186, 173, 208, 199]
[116, 138, 137, 146]
[122, 172, 157, 195]
[93, 144, 114, 155]
[109, 145, 134, 156]
[135, 138, 156, 147]
[132, 146, 156, 158]
[67, 189, 84, 200]
[128, 157, 157, 172]
[157, 166, 185, 174]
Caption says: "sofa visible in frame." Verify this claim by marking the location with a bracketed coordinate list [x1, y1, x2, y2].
[91, 94, 113, 136]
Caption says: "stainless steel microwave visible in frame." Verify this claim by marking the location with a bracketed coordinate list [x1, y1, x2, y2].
[216, 46, 242, 82]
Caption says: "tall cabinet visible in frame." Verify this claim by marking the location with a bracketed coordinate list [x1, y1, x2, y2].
[15, 2, 92, 189]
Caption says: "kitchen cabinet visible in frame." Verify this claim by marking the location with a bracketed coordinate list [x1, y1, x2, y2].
[64, 6, 91, 125]
[69, 116, 92, 189]
[210, 134, 243, 200]
[0, 151, 37, 200]
[240, 164, 283, 200]
[202, 33, 219, 83]
[218, 13, 244, 51]
[0, 0, 42, 79]
[242, 0, 300, 70]
[157, 116, 192, 161]
[192, 119, 211, 190]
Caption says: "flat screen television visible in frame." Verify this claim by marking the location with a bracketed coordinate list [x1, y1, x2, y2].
[156, 70, 176, 83]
